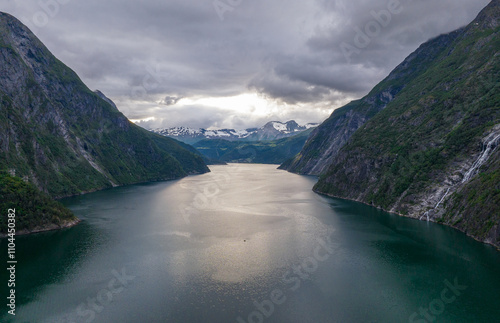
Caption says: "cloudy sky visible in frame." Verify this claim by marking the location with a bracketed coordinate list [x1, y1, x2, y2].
[2, 0, 490, 130]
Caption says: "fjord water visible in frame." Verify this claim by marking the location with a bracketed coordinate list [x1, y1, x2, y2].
[2, 164, 500, 322]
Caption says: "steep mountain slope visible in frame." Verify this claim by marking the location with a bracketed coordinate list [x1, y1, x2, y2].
[313, 0, 500, 247]
[280, 29, 465, 175]
[193, 128, 313, 164]
[0, 12, 209, 199]
[153, 120, 318, 144]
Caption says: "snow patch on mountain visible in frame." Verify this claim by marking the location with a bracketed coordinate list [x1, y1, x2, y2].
[272, 122, 288, 132]
[152, 121, 318, 144]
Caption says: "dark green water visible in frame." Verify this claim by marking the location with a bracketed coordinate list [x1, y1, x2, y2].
[1, 164, 499, 322]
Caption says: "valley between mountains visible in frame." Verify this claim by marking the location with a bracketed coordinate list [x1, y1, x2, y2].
[0, 1, 499, 249]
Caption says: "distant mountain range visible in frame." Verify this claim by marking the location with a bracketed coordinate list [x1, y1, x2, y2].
[152, 120, 318, 144]
[193, 128, 315, 164]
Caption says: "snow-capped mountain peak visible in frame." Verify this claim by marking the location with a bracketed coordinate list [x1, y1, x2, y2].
[152, 120, 318, 144]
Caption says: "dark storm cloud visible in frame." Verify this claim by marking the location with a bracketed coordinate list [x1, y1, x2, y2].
[1, 0, 491, 128]
[160, 96, 184, 106]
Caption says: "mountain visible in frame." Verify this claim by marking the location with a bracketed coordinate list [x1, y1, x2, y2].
[193, 128, 314, 164]
[153, 120, 318, 144]
[0, 11, 209, 230]
[279, 28, 467, 175]
[170, 137, 227, 165]
[284, 0, 500, 247]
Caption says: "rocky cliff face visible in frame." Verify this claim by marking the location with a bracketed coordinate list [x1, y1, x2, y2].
[312, 0, 500, 247]
[0, 12, 209, 198]
[279, 29, 464, 175]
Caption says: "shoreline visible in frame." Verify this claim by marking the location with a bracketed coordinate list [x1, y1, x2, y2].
[0, 218, 81, 238]
[313, 188, 500, 251]
[1, 173, 204, 238]
[53, 174, 196, 200]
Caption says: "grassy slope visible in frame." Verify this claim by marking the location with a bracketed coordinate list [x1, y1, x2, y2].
[0, 12, 208, 234]
[314, 2, 500, 245]
[0, 172, 77, 234]
[0, 12, 208, 198]
[280, 30, 462, 175]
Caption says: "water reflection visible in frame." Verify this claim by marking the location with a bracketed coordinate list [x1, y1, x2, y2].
[1, 164, 499, 323]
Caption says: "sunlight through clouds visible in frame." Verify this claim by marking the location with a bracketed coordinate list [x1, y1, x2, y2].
[0, 0, 490, 129]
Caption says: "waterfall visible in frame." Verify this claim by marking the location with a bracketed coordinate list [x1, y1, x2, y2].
[418, 128, 500, 222]
[462, 131, 500, 183]
[419, 187, 449, 222]
[419, 211, 430, 221]
[435, 188, 450, 209]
